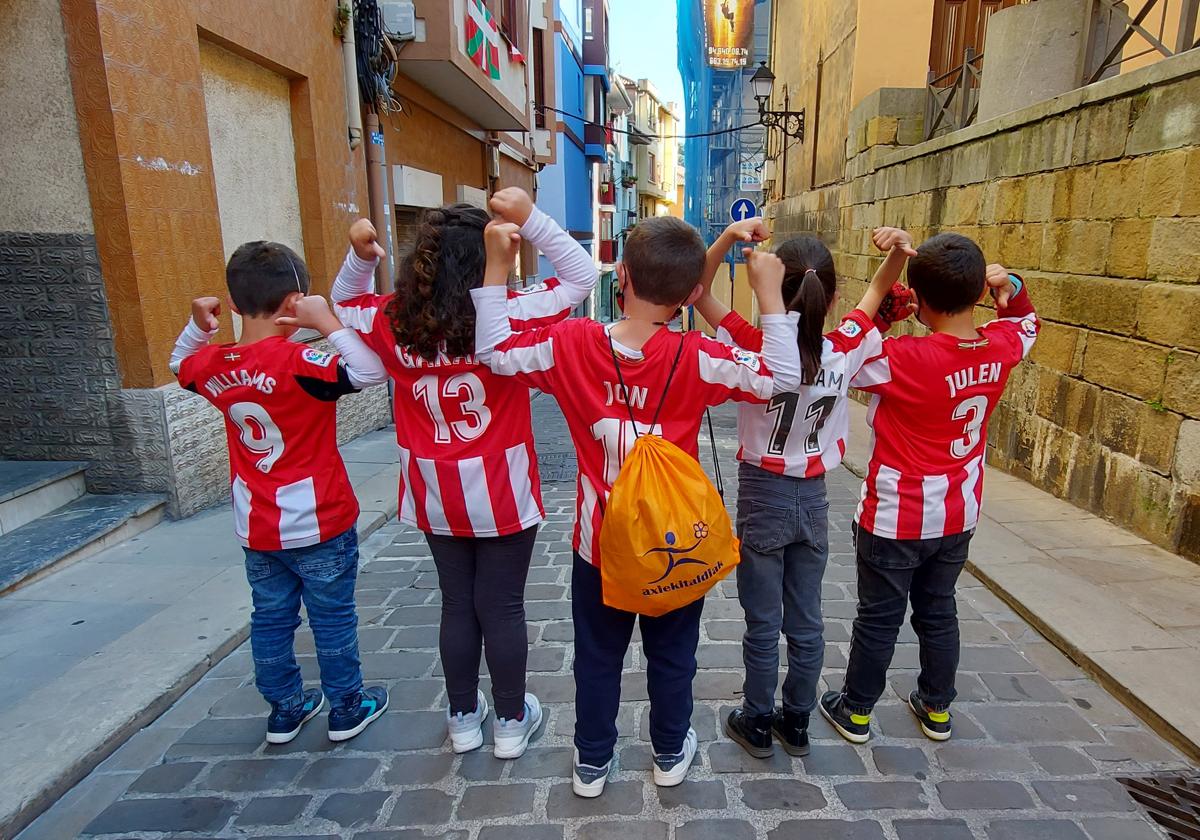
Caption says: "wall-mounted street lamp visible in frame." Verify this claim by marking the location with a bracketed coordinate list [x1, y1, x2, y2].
[749, 62, 805, 140]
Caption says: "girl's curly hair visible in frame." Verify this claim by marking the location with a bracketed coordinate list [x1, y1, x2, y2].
[386, 203, 491, 360]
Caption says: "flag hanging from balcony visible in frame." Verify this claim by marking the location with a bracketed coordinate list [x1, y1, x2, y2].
[465, 0, 502, 81]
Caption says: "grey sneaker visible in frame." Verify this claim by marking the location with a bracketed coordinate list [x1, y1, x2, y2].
[447, 690, 489, 754]
[652, 727, 697, 787]
[493, 693, 543, 759]
[572, 750, 612, 798]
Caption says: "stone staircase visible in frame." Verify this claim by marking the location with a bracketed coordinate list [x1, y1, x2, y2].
[0, 461, 165, 595]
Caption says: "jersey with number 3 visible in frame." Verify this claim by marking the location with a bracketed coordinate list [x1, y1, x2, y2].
[718, 309, 881, 478]
[176, 337, 359, 551]
[851, 287, 1039, 540]
[336, 284, 582, 538]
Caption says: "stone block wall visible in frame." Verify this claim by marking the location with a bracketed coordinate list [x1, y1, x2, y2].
[769, 53, 1200, 560]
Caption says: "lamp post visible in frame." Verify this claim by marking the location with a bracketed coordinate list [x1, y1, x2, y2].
[749, 62, 805, 140]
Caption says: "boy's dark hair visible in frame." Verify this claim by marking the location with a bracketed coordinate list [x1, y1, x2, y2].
[907, 233, 986, 315]
[622, 216, 706, 306]
[226, 241, 310, 317]
[777, 236, 837, 385]
[387, 203, 490, 361]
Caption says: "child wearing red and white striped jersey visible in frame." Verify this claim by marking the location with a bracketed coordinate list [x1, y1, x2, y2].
[170, 241, 392, 746]
[331, 189, 596, 760]
[692, 220, 916, 760]
[473, 216, 801, 797]
[821, 231, 1039, 746]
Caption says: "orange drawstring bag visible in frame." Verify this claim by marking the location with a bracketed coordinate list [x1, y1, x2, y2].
[598, 334, 740, 617]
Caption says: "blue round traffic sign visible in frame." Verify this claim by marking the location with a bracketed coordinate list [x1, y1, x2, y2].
[730, 198, 758, 222]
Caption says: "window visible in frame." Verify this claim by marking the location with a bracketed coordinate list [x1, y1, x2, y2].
[492, 0, 527, 57]
[532, 28, 546, 128]
[584, 6, 593, 38]
[600, 212, 613, 240]
[648, 152, 657, 184]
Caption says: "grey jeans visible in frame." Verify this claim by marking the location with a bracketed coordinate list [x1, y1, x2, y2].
[735, 462, 830, 716]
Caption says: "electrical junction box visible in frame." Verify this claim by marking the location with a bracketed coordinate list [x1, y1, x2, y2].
[381, 1, 417, 39]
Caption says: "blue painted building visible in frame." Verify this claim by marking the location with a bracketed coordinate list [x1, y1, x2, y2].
[535, 0, 610, 304]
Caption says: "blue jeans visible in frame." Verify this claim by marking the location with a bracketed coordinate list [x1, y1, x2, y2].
[735, 462, 830, 717]
[244, 527, 363, 711]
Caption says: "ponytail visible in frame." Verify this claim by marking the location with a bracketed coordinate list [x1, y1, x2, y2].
[793, 270, 828, 384]
[775, 235, 838, 385]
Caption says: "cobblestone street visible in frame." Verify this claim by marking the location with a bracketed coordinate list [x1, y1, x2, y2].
[23, 398, 1191, 840]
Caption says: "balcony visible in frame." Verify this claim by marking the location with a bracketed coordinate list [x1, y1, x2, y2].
[599, 239, 617, 264]
[395, 0, 531, 131]
[599, 181, 616, 206]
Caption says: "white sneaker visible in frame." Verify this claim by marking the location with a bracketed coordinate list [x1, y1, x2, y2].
[572, 749, 612, 798]
[493, 693, 543, 759]
[447, 690, 489, 754]
[652, 728, 697, 787]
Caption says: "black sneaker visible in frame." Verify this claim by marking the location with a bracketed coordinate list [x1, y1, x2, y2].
[772, 709, 811, 756]
[328, 686, 389, 742]
[266, 689, 325, 745]
[905, 690, 952, 741]
[724, 708, 775, 758]
[819, 691, 871, 744]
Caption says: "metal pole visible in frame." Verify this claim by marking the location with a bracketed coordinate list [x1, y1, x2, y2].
[959, 47, 975, 130]
[1178, 0, 1200, 53]
[363, 112, 395, 293]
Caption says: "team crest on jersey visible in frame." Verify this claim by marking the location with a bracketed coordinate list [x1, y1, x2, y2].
[838, 320, 863, 338]
[732, 349, 761, 371]
[301, 348, 335, 367]
[1020, 318, 1037, 339]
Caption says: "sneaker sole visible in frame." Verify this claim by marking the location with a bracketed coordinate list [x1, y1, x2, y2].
[572, 773, 608, 798]
[723, 717, 774, 759]
[266, 696, 326, 745]
[450, 696, 490, 754]
[328, 696, 390, 742]
[896, 687, 952, 742]
[772, 731, 811, 757]
[493, 705, 544, 759]
[819, 701, 870, 745]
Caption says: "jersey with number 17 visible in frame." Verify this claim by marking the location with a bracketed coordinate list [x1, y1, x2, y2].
[718, 308, 881, 479]
[851, 285, 1039, 540]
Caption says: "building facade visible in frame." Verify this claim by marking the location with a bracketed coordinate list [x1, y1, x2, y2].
[630, 79, 683, 220]
[0, 0, 551, 519]
[758, 0, 1200, 558]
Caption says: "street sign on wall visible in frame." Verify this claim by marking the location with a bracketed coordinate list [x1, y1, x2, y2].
[705, 0, 756, 69]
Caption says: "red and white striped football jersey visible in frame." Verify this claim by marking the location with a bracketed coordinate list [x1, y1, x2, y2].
[177, 337, 359, 550]
[488, 319, 775, 565]
[851, 287, 1040, 540]
[718, 309, 881, 479]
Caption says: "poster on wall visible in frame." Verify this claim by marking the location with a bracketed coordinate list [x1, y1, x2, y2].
[740, 153, 764, 191]
[705, 0, 756, 69]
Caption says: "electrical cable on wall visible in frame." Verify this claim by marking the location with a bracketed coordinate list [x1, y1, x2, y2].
[353, 0, 401, 114]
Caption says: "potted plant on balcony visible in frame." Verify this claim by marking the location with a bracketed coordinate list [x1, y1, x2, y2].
[622, 175, 638, 188]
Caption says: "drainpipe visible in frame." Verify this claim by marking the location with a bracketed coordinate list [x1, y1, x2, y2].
[341, 0, 363, 150]
[364, 111, 395, 292]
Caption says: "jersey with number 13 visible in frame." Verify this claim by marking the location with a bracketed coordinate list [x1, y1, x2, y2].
[851, 286, 1039, 540]
[718, 308, 882, 480]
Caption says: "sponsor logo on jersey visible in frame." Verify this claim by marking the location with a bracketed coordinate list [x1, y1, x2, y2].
[732, 349, 761, 371]
[302, 348, 335, 367]
[838, 320, 863, 338]
[1020, 318, 1037, 339]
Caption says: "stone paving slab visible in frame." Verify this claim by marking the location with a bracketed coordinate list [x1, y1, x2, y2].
[18, 399, 1194, 840]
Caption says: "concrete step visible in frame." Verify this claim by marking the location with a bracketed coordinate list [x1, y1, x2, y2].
[0, 494, 166, 595]
[0, 461, 88, 535]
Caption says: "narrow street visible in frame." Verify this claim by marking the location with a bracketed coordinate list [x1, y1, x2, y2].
[20, 399, 1185, 840]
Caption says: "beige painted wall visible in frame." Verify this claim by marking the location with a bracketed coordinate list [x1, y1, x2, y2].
[0, 0, 93, 233]
[200, 40, 305, 263]
[851, 0, 937, 106]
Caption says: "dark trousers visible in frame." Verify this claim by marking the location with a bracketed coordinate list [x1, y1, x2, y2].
[735, 463, 829, 717]
[572, 554, 703, 766]
[426, 526, 537, 720]
[843, 524, 973, 712]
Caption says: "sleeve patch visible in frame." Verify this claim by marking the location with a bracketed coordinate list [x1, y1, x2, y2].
[301, 348, 335, 367]
[838, 320, 864, 338]
[1020, 317, 1038, 339]
[731, 348, 762, 372]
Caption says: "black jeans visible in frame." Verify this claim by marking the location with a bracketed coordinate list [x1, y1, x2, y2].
[843, 524, 973, 712]
[426, 526, 537, 720]
[572, 554, 704, 766]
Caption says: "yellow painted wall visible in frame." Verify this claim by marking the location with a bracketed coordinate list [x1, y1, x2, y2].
[851, 0, 937, 106]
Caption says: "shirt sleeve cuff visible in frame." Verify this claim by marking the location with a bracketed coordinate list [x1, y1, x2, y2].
[345, 250, 379, 273]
